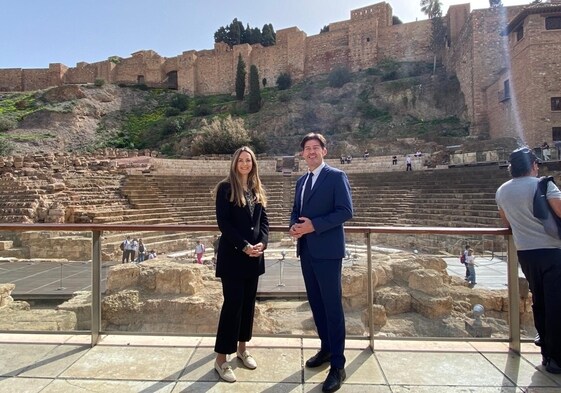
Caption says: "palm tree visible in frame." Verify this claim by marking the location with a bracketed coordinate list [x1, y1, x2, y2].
[420, 0, 444, 74]
[420, 0, 443, 19]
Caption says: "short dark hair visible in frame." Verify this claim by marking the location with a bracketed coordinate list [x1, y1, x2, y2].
[300, 132, 327, 150]
[509, 147, 539, 177]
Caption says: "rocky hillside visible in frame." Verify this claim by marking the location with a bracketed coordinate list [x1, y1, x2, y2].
[0, 61, 502, 158]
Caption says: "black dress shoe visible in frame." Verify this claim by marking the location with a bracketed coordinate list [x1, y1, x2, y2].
[322, 367, 346, 393]
[306, 351, 331, 368]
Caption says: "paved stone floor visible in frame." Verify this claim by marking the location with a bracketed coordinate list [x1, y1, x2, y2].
[1, 334, 560, 392]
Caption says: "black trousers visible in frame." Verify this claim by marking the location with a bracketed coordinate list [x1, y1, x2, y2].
[299, 237, 346, 369]
[214, 275, 259, 355]
[518, 248, 561, 363]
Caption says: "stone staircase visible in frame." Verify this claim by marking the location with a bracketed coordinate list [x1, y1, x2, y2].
[0, 154, 531, 260]
[0, 177, 45, 223]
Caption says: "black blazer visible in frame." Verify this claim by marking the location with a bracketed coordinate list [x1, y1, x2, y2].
[215, 181, 269, 279]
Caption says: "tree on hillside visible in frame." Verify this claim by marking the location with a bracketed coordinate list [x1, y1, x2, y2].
[320, 25, 330, 33]
[214, 19, 276, 48]
[489, 0, 503, 7]
[235, 54, 246, 101]
[247, 65, 262, 113]
[421, 0, 446, 73]
[261, 24, 276, 46]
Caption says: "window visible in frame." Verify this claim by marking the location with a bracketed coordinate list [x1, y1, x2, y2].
[552, 97, 561, 111]
[553, 127, 561, 142]
[515, 25, 524, 41]
[499, 80, 510, 102]
[545, 16, 561, 30]
[137, 75, 145, 84]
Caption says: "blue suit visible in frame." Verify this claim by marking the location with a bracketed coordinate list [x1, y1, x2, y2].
[290, 164, 353, 368]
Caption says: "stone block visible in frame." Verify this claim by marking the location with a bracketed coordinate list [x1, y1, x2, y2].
[0, 241, 13, 251]
[408, 269, 443, 296]
[465, 319, 492, 337]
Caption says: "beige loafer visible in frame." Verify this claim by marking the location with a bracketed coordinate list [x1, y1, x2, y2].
[214, 360, 236, 382]
[237, 350, 257, 369]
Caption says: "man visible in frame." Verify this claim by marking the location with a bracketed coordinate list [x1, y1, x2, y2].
[289, 132, 353, 392]
[495, 147, 561, 374]
[121, 236, 133, 263]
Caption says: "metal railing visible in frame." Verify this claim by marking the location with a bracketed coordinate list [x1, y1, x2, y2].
[0, 224, 517, 352]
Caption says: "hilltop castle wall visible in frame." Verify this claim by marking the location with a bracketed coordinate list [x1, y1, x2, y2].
[0, 2, 431, 95]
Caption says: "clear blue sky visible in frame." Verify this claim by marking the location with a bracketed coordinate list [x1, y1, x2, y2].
[1, 0, 526, 69]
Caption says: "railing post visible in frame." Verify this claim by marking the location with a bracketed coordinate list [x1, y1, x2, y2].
[506, 234, 520, 354]
[366, 231, 374, 350]
[91, 230, 102, 347]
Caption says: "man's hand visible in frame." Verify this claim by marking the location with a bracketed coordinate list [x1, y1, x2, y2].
[289, 217, 315, 239]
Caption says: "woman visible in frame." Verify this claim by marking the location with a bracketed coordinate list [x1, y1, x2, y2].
[213, 146, 269, 383]
[466, 248, 477, 286]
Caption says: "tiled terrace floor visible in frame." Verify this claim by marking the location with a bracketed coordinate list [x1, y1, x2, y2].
[1, 334, 560, 392]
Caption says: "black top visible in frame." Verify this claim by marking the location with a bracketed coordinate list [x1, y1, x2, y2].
[214, 181, 269, 279]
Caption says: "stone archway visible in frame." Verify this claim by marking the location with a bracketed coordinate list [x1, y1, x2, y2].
[166, 71, 178, 90]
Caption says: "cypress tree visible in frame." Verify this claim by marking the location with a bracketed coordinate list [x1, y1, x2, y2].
[235, 54, 246, 101]
[248, 64, 261, 113]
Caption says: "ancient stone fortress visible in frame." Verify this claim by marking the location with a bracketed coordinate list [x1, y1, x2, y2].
[1, 2, 560, 147]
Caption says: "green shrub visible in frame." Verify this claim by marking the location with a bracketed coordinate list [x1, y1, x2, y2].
[190, 115, 251, 155]
[328, 67, 351, 88]
[276, 72, 292, 90]
[381, 70, 398, 81]
[94, 78, 105, 87]
[163, 118, 186, 136]
[0, 116, 17, 131]
[170, 94, 190, 111]
[195, 104, 212, 117]
[165, 107, 181, 117]
[0, 138, 14, 156]
[278, 92, 290, 103]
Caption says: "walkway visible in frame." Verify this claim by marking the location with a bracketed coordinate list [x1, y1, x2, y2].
[1, 333, 559, 392]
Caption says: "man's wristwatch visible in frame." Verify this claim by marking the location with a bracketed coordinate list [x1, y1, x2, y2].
[243, 244, 251, 252]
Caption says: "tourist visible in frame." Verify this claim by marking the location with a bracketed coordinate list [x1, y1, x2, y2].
[194, 239, 205, 264]
[462, 244, 470, 281]
[121, 236, 133, 263]
[212, 234, 220, 260]
[465, 248, 476, 286]
[406, 155, 412, 171]
[392, 155, 397, 165]
[289, 132, 353, 392]
[363, 149, 369, 160]
[496, 147, 561, 374]
[137, 238, 146, 262]
[542, 142, 551, 161]
[147, 250, 157, 259]
[129, 238, 138, 263]
[213, 146, 269, 383]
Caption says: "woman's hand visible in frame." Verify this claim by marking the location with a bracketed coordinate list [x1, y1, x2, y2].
[244, 243, 263, 257]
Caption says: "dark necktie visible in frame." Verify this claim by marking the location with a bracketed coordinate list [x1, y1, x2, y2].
[302, 172, 313, 209]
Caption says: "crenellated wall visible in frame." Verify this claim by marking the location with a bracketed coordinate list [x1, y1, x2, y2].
[1, 2, 559, 149]
[0, 2, 410, 94]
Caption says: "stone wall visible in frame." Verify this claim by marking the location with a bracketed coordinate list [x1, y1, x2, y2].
[483, 10, 561, 148]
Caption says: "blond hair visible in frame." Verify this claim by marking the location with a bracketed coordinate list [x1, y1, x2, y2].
[214, 146, 267, 207]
